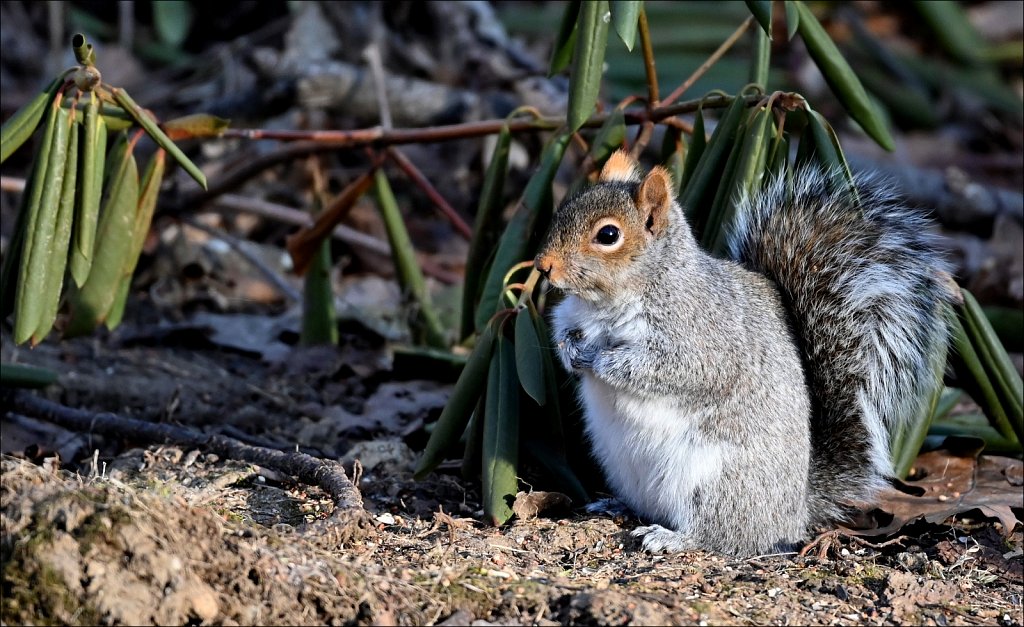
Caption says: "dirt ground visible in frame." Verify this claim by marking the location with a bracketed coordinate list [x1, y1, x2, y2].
[2, 330, 1022, 627]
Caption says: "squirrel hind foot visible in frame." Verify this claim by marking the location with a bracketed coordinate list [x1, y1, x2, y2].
[631, 524, 700, 554]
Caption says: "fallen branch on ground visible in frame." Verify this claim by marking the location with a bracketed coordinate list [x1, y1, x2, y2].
[0, 388, 370, 545]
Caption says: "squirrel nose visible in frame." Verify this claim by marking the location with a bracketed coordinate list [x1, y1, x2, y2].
[534, 253, 561, 283]
[534, 254, 552, 277]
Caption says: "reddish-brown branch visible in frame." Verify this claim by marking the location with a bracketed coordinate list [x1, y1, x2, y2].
[220, 94, 739, 147]
[170, 95, 750, 215]
[386, 147, 473, 240]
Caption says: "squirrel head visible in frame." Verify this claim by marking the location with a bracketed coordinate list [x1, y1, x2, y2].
[535, 150, 678, 300]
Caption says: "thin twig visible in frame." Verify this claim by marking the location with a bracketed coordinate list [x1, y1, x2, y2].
[215, 194, 391, 256]
[212, 194, 461, 284]
[661, 16, 754, 107]
[1, 388, 370, 540]
[630, 6, 660, 160]
[178, 214, 303, 302]
[638, 7, 659, 108]
[364, 42, 393, 131]
[386, 147, 473, 239]
[629, 122, 656, 161]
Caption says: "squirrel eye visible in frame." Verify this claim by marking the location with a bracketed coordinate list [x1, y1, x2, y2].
[595, 224, 620, 246]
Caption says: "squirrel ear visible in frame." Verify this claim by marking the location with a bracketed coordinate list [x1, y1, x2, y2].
[599, 150, 639, 183]
[637, 166, 673, 237]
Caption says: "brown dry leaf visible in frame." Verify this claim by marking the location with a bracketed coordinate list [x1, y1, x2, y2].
[852, 443, 1023, 537]
[512, 491, 572, 521]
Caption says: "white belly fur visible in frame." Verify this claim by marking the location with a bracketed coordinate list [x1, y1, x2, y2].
[580, 374, 728, 531]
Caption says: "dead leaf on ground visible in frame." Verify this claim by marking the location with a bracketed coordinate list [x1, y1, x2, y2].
[849, 441, 1023, 537]
[512, 490, 572, 521]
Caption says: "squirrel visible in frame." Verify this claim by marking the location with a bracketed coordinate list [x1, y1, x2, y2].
[533, 150, 954, 557]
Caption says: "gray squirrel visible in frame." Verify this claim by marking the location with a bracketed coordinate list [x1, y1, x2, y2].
[533, 150, 954, 557]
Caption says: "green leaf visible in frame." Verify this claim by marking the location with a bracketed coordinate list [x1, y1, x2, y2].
[152, 0, 195, 48]
[71, 92, 106, 286]
[32, 110, 79, 344]
[794, 1, 895, 151]
[705, 105, 772, 255]
[912, 0, 988, 67]
[14, 97, 70, 345]
[610, 1, 642, 51]
[962, 289, 1023, 441]
[744, 0, 772, 39]
[462, 124, 512, 339]
[659, 125, 686, 196]
[679, 107, 705, 192]
[767, 132, 788, 179]
[801, 108, 859, 202]
[461, 397, 486, 480]
[523, 306, 588, 504]
[373, 170, 448, 349]
[514, 303, 546, 405]
[817, 111, 859, 198]
[300, 240, 338, 347]
[475, 133, 571, 331]
[549, 0, 581, 76]
[0, 362, 59, 388]
[110, 87, 207, 189]
[783, 1, 799, 41]
[680, 95, 747, 238]
[855, 66, 940, 130]
[950, 310, 1017, 443]
[483, 334, 520, 526]
[106, 149, 166, 331]
[983, 306, 1024, 352]
[0, 75, 64, 164]
[748, 18, 771, 88]
[567, 0, 610, 132]
[64, 136, 139, 337]
[929, 406, 1021, 455]
[734, 107, 772, 196]
[415, 324, 497, 479]
[588, 105, 626, 165]
[892, 316, 952, 477]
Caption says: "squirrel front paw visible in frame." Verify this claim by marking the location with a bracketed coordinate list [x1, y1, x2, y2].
[557, 328, 599, 372]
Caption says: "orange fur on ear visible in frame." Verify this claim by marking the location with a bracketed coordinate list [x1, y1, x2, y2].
[599, 149, 639, 183]
[636, 166, 673, 236]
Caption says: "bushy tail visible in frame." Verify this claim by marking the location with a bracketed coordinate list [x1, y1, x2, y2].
[728, 168, 954, 525]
